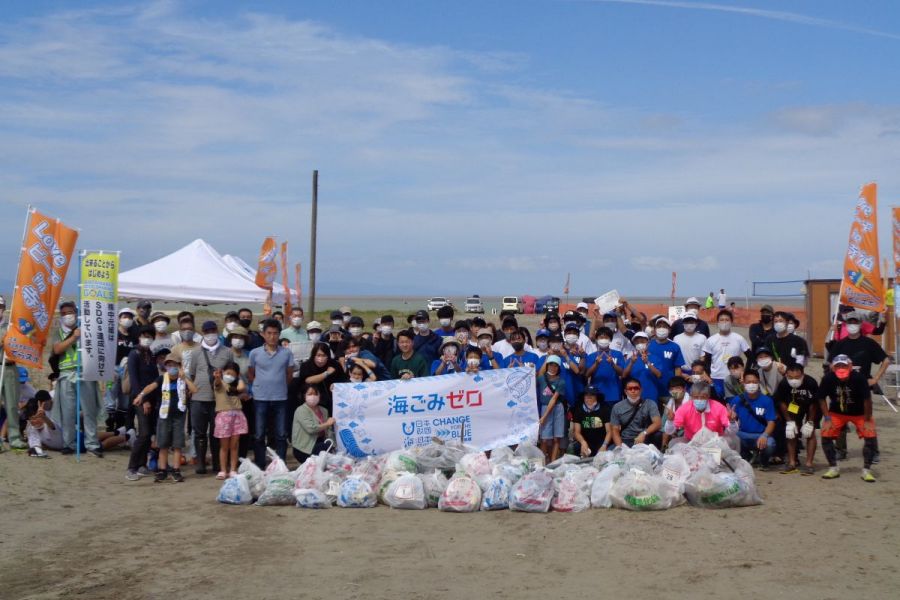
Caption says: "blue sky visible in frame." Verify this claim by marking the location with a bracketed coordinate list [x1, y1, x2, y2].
[2, 0, 899, 298]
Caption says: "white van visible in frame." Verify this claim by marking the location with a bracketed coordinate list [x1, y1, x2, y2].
[501, 296, 523, 314]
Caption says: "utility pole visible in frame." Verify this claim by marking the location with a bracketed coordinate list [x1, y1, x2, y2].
[308, 170, 318, 318]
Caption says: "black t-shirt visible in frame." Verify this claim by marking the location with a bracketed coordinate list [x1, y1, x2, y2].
[773, 374, 818, 416]
[749, 322, 775, 351]
[570, 402, 611, 454]
[827, 336, 888, 379]
[764, 333, 809, 366]
[297, 357, 346, 412]
[116, 328, 137, 365]
[816, 371, 870, 416]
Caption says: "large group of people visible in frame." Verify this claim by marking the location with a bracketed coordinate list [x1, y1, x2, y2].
[0, 294, 890, 485]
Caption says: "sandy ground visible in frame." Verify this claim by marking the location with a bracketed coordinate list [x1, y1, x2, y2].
[0, 397, 898, 599]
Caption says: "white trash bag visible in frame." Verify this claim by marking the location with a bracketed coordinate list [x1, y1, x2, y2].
[481, 475, 513, 511]
[510, 469, 555, 513]
[418, 471, 449, 508]
[337, 477, 377, 508]
[609, 469, 685, 511]
[684, 457, 763, 508]
[238, 457, 266, 499]
[457, 452, 493, 490]
[255, 473, 298, 506]
[385, 449, 418, 473]
[438, 474, 482, 513]
[217, 475, 253, 505]
[551, 467, 598, 513]
[263, 447, 289, 477]
[294, 488, 332, 509]
[590, 463, 623, 508]
[384, 473, 427, 510]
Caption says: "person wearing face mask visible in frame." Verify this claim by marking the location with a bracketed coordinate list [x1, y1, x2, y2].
[339, 306, 353, 326]
[453, 320, 475, 351]
[575, 302, 592, 336]
[727, 370, 776, 469]
[212, 361, 248, 479]
[347, 363, 375, 384]
[585, 327, 625, 407]
[723, 356, 745, 400]
[702, 310, 752, 398]
[464, 347, 484, 374]
[763, 311, 809, 368]
[536, 355, 567, 462]
[773, 362, 819, 475]
[226, 326, 255, 459]
[673, 311, 707, 369]
[563, 311, 596, 354]
[149, 312, 174, 354]
[687, 360, 723, 401]
[134, 299, 153, 328]
[673, 381, 730, 442]
[432, 339, 464, 375]
[345, 316, 375, 353]
[748, 304, 776, 352]
[221, 311, 240, 345]
[433, 306, 456, 338]
[328, 310, 348, 335]
[530, 328, 550, 358]
[661, 376, 688, 448]
[830, 305, 885, 341]
[475, 330, 501, 371]
[597, 311, 635, 359]
[340, 337, 389, 380]
[610, 378, 662, 449]
[51, 301, 102, 457]
[544, 312, 563, 339]
[670, 298, 711, 337]
[500, 329, 540, 370]
[817, 355, 878, 482]
[622, 332, 663, 404]
[237, 308, 264, 351]
[305, 321, 324, 345]
[492, 316, 525, 358]
[124, 345, 173, 480]
[389, 330, 430, 379]
[371, 315, 398, 367]
[571, 386, 612, 457]
[0, 295, 27, 451]
[753, 347, 784, 398]
[299, 342, 346, 410]
[278, 307, 308, 344]
[169, 315, 199, 374]
[185, 321, 233, 474]
[411, 310, 442, 365]
[291, 387, 335, 464]
[109, 308, 138, 432]
[646, 317, 685, 403]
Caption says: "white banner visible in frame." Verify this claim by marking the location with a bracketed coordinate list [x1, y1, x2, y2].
[594, 289, 620, 314]
[79, 251, 119, 381]
[333, 366, 539, 457]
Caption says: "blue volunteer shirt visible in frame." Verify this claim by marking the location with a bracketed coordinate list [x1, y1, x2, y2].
[248, 345, 293, 401]
[628, 358, 660, 402]
[728, 393, 776, 435]
[430, 357, 464, 376]
[586, 349, 625, 404]
[648, 339, 685, 398]
[501, 351, 540, 370]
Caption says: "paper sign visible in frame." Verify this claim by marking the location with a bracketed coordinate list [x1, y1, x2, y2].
[594, 290, 620, 314]
[290, 341, 314, 364]
[701, 447, 722, 465]
[668, 305, 686, 322]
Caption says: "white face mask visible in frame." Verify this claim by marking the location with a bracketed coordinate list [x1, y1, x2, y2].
[603, 321, 616, 330]
[62, 314, 77, 328]
[309, 332, 321, 343]
[565, 334, 578, 345]
[467, 358, 480, 368]
[786, 324, 796, 334]
[439, 318, 451, 327]
[119, 318, 133, 329]
[331, 320, 342, 326]
[550, 342, 562, 352]
[305, 394, 320, 407]
[757, 357, 773, 369]
[655, 327, 669, 339]
[773, 322, 786, 333]
[203, 333, 219, 346]
[718, 321, 732, 333]
[690, 374, 702, 383]
[536, 340, 548, 351]
[479, 338, 491, 348]
[787, 378, 802, 389]
[627, 393, 641, 404]
[225, 322, 237, 332]
[139, 337, 152, 348]
[291, 317, 303, 328]
[846, 323, 861, 335]
[350, 375, 363, 383]
[456, 332, 469, 344]
[416, 322, 429, 332]
[349, 327, 362, 337]
[180, 330, 195, 343]
[597, 339, 611, 349]
[635, 342, 648, 352]
[222, 374, 236, 384]
[744, 383, 759, 394]
[683, 323, 696, 334]
[231, 338, 245, 350]
[380, 326, 393, 336]
[154, 321, 168, 333]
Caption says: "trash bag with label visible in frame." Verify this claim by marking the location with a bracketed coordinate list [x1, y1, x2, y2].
[385, 473, 427, 510]
[255, 473, 298, 506]
[294, 488, 332, 509]
[590, 463, 623, 508]
[592, 446, 627, 470]
[608, 469, 685, 511]
[337, 477, 377, 508]
[667, 442, 717, 474]
[510, 469, 555, 513]
[438, 474, 482, 513]
[418, 471, 449, 508]
[551, 467, 598, 513]
[217, 475, 253, 505]
[238, 457, 266, 499]
[656, 453, 691, 490]
[481, 475, 513, 511]
[377, 469, 404, 505]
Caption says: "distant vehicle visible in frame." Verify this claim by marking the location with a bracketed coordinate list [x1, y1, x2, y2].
[427, 297, 451, 311]
[501, 296, 523, 314]
[465, 297, 484, 313]
[535, 296, 560, 314]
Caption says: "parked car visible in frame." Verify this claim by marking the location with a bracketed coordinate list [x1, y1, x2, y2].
[535, 296, 560, 314]
[465, 297, 484, 313]
[501, 296, 523, 314]
[427, 297, 451, 311]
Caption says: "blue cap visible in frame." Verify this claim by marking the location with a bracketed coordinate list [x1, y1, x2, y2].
[603, 311, 618, 318]
[535, 329, 550, 338]
[545, 355, 562, 366]
[17, 366, 28, 383]
[201, 320, 218, 332]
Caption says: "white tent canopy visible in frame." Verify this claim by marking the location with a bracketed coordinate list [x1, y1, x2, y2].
[119, 239, 285, 304]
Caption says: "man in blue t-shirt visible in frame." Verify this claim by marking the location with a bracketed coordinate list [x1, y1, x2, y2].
[728, 369, 776, 468]
[647, 317, 685, 401]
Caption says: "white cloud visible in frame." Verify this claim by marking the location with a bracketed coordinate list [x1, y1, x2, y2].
[631, 256, 719, 271]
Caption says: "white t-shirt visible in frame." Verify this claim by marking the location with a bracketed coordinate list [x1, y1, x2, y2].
[717, 292, 727, 307]
[610, 331, 635, 358]
[26, 418, 64, 450]
[702, 332, 750, 379]
[674, 332, 707, 369]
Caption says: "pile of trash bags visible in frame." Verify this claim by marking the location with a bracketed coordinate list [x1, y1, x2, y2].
[217, 429, 762, 511]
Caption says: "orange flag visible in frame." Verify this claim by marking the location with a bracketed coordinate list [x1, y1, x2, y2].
[840, 183, 884, 312]
[294, 263, 302, 310]
[255, 237, 277, 289]
[280, 242, 291, 315]
[3, 208, 79, 368]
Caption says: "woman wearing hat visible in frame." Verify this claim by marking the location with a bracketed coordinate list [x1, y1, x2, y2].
[431, 338, 464, 375]
[536, 355, 567, 462]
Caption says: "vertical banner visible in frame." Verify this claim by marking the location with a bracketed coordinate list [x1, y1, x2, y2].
[280, 241, 291, 315]
[79, 251, 119, 381]
[840, 183, 884, 312]
[3, 208, 78, 368]
[893, 207, 900, 318]
[563, 272, 570, 295]
[671, 271, 677, 302]
[294, 262, 302, 310]
[254, 236, 277, 289]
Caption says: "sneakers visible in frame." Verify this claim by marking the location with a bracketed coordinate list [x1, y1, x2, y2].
[154, 470, 168, 483]
[137, 466, 153, 477]
[801, 465, 815, 476]
[28, 447, 51, 459]
[171, 470, 185, 483]
[780, 465, 799, 475]
[125, 470, 141, 481]
[89, 448, 104, 458]
[822, 467, 841, 479]
[861, 469, 876, 483]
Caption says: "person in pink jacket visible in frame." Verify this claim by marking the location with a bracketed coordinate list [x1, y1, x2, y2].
[674, 381, 730, 440]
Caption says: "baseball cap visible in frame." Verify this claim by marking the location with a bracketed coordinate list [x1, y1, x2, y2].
[760, 304, 774, 313]
[584, 385, 600, 397]
[656, 317, 671, 326]
[564, 321, 581, 332]
[632, 331, 649, 340]
[682, 310, 698, 321]
[844, 310, 862, 321]
[150, 311, 170, 323]
[576, 302, 589, 311]
[201, 320, 218, 332]
[685, 297, 701, 306]
[137, 299, 152, 309]
[228, 325, 249, 337]
[306, 321, 322, 332]
[414, 309, 429, 321]
[832, 354, 851, 366]
[339, 305, 352, 315]
[755, 346, 773, 357]
[545, 355, 562, 366]
[329, 310, 343, 320]
[348, 316, 364, 327]
[118, 307, 135, 317]
[535, 328, 550, 338]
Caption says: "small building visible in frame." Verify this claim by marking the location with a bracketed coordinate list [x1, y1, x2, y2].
[805, 278, 895, 357]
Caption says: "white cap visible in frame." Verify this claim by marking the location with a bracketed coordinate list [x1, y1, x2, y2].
[656, 317, 671, 326]
[683, 310, 699, 320]
[118, 307, 135, 317]
[306, 321, 323, 332]
[685, 297, 701, 306]
[576, 302, 589, 310]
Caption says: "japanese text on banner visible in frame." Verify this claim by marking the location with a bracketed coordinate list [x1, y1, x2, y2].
[79, 252, 119, 381]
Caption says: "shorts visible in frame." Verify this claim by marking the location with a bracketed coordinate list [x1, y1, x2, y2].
[214, 410, 249, 438]
[821, 414, 876, 439]
[156, 410, 186, 449]
[539, 403, 565, 440]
